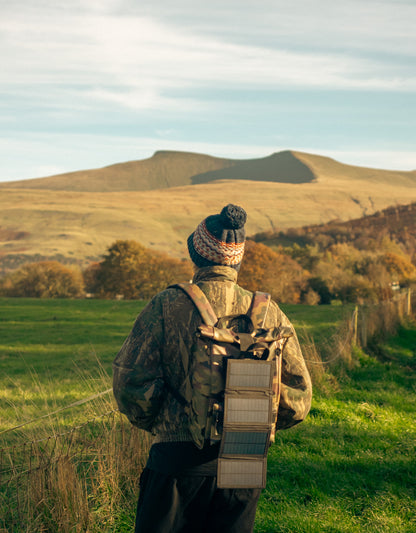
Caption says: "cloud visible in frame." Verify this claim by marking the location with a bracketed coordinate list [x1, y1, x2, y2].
[1, 0, 415, 115]
[142, 0, 416, 57]
[0, 0, 414, 181]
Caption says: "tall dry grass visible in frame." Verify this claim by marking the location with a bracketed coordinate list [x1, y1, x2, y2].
[1, 370, 151, 533]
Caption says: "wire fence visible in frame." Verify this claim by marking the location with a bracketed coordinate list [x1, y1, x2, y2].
[353, 288, 414, 348]
[0, 410, 151, 532]
[291, 288, 414, 386]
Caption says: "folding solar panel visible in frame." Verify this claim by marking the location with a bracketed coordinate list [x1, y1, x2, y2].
[217, 358, 275, 488]
[217, 458, 267, 489]
[226, 359, 274, 389]
[221, 429, 270, 455]
[224, 396, 272, 425]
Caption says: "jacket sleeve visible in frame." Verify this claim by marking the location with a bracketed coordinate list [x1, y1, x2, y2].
[112, 295, 166, 432]
[276, 308, 313, 430]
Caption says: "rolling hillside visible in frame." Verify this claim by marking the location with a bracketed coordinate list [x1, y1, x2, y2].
[1, 150, 415, 192]
[0, 150, 318, 192]
[0, 151, 236, 192]
[253, 202, 416, 261]
[1, 150, 416, 273]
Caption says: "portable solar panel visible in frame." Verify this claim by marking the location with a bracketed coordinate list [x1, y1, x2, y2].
[221, 429, 270, 455]
[224, 396, 272, 425]
[217, 358, 275, 488]
[217, 458, 267, 489]
[226, 359, 274, 389]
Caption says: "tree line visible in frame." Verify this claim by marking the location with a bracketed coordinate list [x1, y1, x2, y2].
[252, 202, 416, 304]
[1, 235, 415, 304]
[0, 240, 193, 300]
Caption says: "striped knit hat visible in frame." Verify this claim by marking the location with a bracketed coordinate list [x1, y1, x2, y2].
[187, 204, 247, 271]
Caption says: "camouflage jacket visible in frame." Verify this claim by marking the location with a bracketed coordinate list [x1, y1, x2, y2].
[113, 265, 312, 443]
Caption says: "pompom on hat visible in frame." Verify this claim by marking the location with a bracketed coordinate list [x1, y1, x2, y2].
[187, 204, 247, 271]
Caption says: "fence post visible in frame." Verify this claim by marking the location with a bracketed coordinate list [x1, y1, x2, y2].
[352, 306, 358, 346]
[406, 288, 412, 316]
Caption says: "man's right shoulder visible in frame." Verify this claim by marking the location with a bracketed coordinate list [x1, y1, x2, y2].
[153, 285, 198, 322]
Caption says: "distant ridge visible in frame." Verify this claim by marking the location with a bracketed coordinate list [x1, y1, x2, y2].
[0, 150, 318, 192]
[293, 152, 416, 187]
[1, 149, 416, 272]
[3, 149, 414, 193]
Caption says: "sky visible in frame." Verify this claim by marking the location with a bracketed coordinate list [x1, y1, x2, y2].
[1, 0, 415, 182]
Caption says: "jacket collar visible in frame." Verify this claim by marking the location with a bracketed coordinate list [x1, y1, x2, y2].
[192, 265, 238, 284]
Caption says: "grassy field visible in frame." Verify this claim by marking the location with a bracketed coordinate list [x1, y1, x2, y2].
[257, 324, 416, 532]
[1, 297, 415, 532]
[0, 298, 147, 436]
[0, 298, 350, 435]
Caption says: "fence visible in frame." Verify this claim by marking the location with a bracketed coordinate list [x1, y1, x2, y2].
[352, 288, 414, 348]
[292, 289, 414, 386]
[0, 410, 151, 533]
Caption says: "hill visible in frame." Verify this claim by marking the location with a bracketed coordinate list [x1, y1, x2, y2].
[0, 151, 237, 192]
[253, 202, 416, 262]
[1, 150, 416, 273]
[0, 150, 317, 193]
[2, 150, 415, 193]
[0, 150, 320, 193]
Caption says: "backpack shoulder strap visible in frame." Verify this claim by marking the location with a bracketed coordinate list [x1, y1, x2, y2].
[171, 283, 218, 326]
[249, 291, 271, 328]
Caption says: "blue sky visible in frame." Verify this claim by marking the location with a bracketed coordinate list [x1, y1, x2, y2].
[1, 0, 415, 182]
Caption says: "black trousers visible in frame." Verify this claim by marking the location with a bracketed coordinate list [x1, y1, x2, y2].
[135, 467, 261, 533]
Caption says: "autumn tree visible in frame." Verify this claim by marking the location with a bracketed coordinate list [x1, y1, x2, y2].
[86, 239, 192, 299]
[238, 240, 308, 304]
[82, 262, 101, 294]
[287, 243, 322, 271]
[379, 252, 416, 285]
[1, 261, 84, 298]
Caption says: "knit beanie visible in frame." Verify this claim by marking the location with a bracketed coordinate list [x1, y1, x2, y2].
[187, 204, 247, 271]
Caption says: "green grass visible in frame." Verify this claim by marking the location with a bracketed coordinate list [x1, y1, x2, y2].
[256, 322, 416, 533]
[1, 298, 415, 532]
[0, 298, 146, 435]
[0, 298, 348, 435]
[281, 302, 354, 346]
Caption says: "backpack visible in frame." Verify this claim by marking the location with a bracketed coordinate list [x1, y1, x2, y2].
[172, 282, 293, 488]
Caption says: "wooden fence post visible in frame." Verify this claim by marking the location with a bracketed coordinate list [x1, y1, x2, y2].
[406, 288, 412, 316]
[352, 306, 358, 346]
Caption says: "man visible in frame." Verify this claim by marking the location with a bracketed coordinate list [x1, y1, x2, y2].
[113, 204, 312, 533]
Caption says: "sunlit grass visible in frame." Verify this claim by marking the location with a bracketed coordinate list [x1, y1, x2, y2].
[1, 297, 415, 532]
[0, 298, 147, 436]
[255, 320, 416, 533]
[0, 298, 348, 435]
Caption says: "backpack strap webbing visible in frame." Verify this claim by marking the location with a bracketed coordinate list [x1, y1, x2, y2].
[249, 291, 271, 329]
[171, 283, 218, 326]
